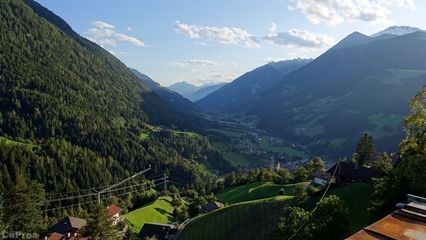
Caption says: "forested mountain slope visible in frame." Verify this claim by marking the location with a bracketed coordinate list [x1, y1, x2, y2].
[0, 0, 229, 194]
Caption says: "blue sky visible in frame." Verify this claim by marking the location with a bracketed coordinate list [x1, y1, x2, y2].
[37, 0, 426, 86]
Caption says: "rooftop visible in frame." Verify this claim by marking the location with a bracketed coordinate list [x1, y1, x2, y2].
[346, 194, 426, 240]
[327, 162, 384, 183]
[106, 204, 123, 216]
[312, 170, 332, 181]
[49, 216, 87, 235]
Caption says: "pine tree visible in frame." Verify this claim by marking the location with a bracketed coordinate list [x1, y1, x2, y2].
[82, 205, 122, 240]
[0, 195, 7, 234]
[354, 133, 376, 165]
[3, 175, 45, 233]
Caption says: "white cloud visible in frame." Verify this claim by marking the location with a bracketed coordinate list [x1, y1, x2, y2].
[169, 59, 218, 68]
[192, 71, 238, 85]
[289, 0, 416, 26]
[106, 50, 130, 56]
[86, 21, 146, 47]
[269, 22, 277, 32]
[127, 26, 133, 31]
[264, 29, 335, 49]
[174, 21, 261, 48]
[93, 21, 115, 29]
[115, 33, 145, 46]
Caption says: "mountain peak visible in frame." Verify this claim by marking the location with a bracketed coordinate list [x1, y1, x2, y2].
[331, 31, 370, 50]
[371, 26, 422, 37]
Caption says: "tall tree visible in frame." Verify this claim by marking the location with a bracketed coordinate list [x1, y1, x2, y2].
[3, 175, 45, 233]
[82, 205, 122, 239]
[0, 195, 6, 234]
[354, 133, 376, 165]
[305, 157, 325, 175]
[370, 86, 426, 219]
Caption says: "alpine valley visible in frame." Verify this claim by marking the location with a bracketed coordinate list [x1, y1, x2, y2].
[1, 1, 426, 240]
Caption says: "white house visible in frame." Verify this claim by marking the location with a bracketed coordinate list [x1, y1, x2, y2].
[312, 170, 332, 186]
[106, 204, 123, 226]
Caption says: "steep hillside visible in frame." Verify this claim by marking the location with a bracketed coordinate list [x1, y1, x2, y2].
[0, 0, 229, 195]
[197, 59, 311, 112]
[250, 31, 426, 157]
[179, 198, 292, 240]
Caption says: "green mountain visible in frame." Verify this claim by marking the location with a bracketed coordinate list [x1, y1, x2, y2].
[0, 0, 229, 195]
[248, 31, 426, 158]
[197, 59, 311, 112]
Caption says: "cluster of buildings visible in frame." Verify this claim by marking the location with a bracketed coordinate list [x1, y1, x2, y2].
[44, 200, 225, 240]
[45, 204, 123, 240]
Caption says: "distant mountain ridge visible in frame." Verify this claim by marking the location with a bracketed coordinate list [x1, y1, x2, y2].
[168, 81, 226, 101]
[371, 26, 422, 37]
[190, 83, 226, 101]
[130, 68, 199, 112]
[197, 58, 312, 112]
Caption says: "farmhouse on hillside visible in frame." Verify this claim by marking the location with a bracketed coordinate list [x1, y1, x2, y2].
[200, 201, 225, 213]
[346, 194, 426, 240]
[312, 170, 332, 186]
[45, 216, 87, 240]
[138, 223, 176, 240]
[327, 162, 384, 184]
[106, 204, 123, 226]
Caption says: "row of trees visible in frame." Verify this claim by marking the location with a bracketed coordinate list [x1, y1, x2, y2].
[220, 157, 325, 191]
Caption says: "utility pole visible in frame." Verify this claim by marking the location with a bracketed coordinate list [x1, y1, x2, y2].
[96, 166, 151, 204]
[163, 173, 167, 192]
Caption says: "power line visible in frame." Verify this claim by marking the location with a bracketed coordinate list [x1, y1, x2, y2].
[45, 170, 160, 198]
[96, 167, 151, 204]
[286, 160, 341, 240]
[43, 180, 167, 212]
[45, 177, 164, 203]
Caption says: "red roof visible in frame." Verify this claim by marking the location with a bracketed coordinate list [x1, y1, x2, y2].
[106, 204, 123, 216]
[47, 232, 64, 240]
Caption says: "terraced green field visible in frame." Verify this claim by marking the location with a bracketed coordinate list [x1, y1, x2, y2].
[124, 196, 175, 233]
[222, 151, 264, 168]
[217, 182, 305, 204]
[179, 198, 293, 240]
